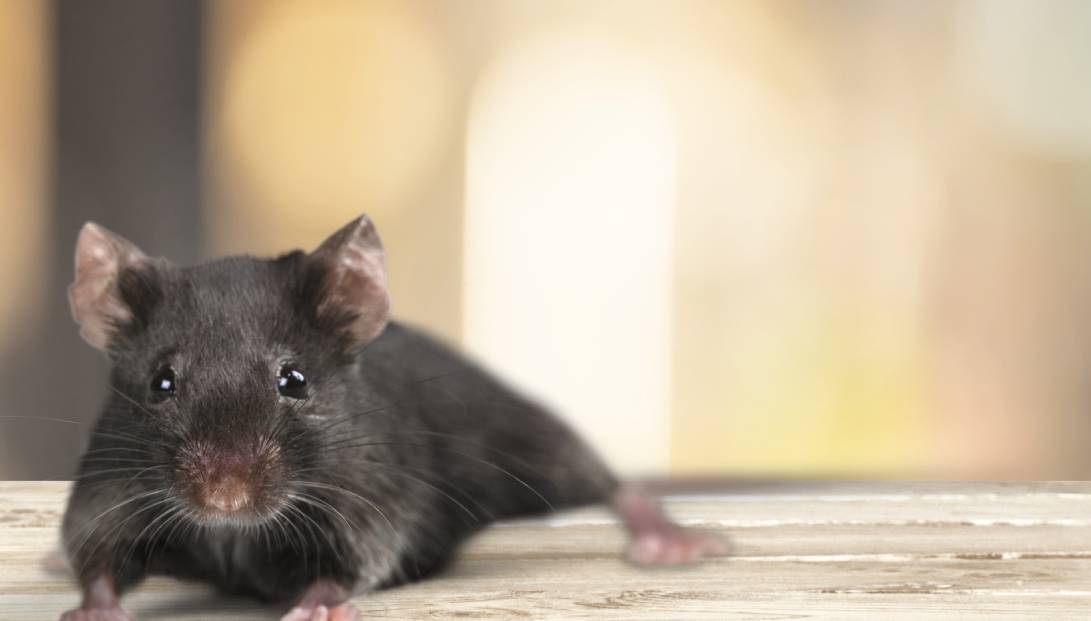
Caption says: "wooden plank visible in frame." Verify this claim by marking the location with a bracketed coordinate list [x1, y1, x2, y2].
[1, 482, 1088, 620]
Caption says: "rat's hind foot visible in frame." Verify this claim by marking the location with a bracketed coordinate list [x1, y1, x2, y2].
[282, 578, 358, 621]
[59, 607, 135, 621]
[281, 603, 358, 621]
[613, 485, 730, 565]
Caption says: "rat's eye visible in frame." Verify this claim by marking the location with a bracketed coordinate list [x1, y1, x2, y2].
[149, 366, 176, 401]
[277, 364, 307, 399]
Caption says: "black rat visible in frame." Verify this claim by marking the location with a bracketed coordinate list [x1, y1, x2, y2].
[58, 215, 726, 621]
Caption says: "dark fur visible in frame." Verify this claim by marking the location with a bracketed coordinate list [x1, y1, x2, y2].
[62, 251, 616, 602]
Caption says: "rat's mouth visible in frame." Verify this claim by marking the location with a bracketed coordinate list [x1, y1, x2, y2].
[188, 472, 284, 523]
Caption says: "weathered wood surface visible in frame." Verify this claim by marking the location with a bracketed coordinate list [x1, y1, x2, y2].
[1, 481, 1088, 619]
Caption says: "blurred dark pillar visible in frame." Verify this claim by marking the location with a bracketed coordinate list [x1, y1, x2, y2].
[0, 1, 203, 478]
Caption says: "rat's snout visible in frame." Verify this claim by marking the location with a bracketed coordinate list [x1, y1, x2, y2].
[175, 438, 285, 521]
[203, 471, 252, 513]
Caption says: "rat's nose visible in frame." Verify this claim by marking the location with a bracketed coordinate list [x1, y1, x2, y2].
[177, 437, 285, 522]
[203, 473, 252, 513]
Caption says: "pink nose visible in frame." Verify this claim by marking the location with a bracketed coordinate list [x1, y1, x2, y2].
[203, 473, 252, 513]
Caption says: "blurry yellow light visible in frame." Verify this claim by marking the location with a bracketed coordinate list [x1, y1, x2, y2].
[211, 0, 452, 251]
[463, 30, 676, 475]
[0, 2, 48, 348]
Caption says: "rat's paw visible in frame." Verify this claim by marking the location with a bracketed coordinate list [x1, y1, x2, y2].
[281, 602, 359, 621]
[614, 485, 730, 565]
[59, 607, 135, 621]
[627, 527, 730, 565]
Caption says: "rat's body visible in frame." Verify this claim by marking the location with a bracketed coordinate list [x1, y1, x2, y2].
[59, 216, 724, 621]
[67, 320, 614, 601]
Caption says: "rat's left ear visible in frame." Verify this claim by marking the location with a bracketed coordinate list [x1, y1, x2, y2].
[309, 215, 391, 347]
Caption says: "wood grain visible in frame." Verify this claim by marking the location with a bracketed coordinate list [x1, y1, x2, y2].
[1, 482, 1088, 620]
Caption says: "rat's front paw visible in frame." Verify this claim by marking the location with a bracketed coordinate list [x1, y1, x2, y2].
[59, 607, 135, 621]
[627, 527, 730, 565]
[281, 602, 359, 621]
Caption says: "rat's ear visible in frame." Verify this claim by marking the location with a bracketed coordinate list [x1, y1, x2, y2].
[68, 223, 153, 350]
[309, 215, 391, 347]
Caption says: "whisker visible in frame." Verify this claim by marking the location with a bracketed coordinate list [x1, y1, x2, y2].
[73, 492, 171, 570]
[349, 461, 478, 524]
[68, 488, 166, 554]
[75, 467, 162, 481]
[292, 480, 404, 546]
[290, 478, 416, 577]
[320, 441, 555, 511]
[320, 428, 552, 482]
[0, 416, 167, 450]
[87, 430, 174, 452]
[297, 369, 480, 437]
[279, 503, 315, 574]
[288, 492, 355, 534]
[284, 494, 350, 568]
[0, 415, 89, 425]
[108, 385, 156, 418]
[78, 457, 158, 465]
[80, 446, 159, 457]
[119, 502, 179, 572]
[155, 506, 192, 558]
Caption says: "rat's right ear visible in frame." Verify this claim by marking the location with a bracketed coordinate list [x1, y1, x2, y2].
[68, 223, 152, 350]
[308, 215, 391, 348]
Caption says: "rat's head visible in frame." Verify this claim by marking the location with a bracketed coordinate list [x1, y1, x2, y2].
[68, 215, 390, 526]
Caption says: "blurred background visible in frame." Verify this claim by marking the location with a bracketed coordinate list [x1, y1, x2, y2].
[2, 0, 1090, 480]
